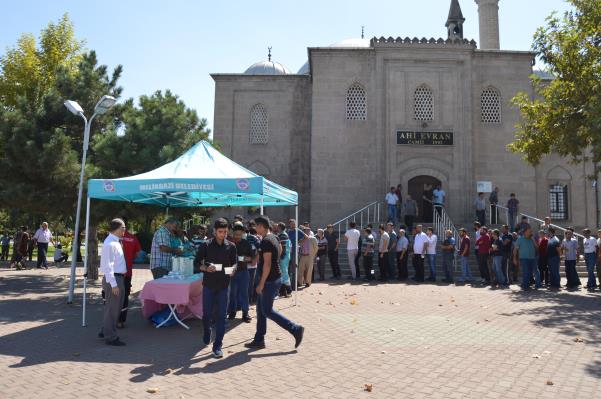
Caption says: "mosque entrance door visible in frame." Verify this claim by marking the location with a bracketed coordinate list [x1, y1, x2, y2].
[407, 175, 441, 223]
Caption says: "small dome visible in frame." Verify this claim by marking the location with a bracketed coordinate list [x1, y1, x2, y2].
[298, 38, 371, 74]
[244, 60, 291, 75]
[298, 62, 310, 74]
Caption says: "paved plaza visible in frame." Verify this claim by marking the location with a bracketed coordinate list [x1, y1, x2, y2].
[0, 265, 600, 399]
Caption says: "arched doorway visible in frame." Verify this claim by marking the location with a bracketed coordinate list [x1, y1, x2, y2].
[408, 175, 441, 223]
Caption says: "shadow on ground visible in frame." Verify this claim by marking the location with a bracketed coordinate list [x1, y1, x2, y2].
[500, 289, 601, 379]
[0, 272, 289, 382]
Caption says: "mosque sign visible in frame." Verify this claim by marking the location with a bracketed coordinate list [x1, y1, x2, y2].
[396, 131, 453, 146]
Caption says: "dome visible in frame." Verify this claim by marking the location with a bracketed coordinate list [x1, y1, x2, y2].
[298, 62, 310, 74]
[244, 60, 291, 75]
[297, 38, 371, 74]
[328, 37, 371, 48]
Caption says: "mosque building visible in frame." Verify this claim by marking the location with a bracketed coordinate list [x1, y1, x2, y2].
[211, 0, 597, 228]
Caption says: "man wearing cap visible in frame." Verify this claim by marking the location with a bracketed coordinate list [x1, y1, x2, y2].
[194, 218, 237, 358]
[150, 218, 182, 279]
[227, 222, 257, 322]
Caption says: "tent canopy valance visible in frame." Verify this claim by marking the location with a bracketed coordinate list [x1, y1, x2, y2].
[87, 140, 297, 207]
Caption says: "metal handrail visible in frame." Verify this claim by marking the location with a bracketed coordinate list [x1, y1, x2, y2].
[489, 203, 510, 226]
[433, 205, 461, 271]
[519, 212, 585, 240]
[329, 201, 381, 250]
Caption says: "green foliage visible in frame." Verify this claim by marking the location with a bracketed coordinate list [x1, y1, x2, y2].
[0, 50, 122, 219]
[0, 13, 83, 109]
[510, 0, 601, 165]
[0, 15, 212, 237]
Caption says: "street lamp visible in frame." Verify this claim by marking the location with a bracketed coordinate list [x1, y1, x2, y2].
[65, 95, 116, 304]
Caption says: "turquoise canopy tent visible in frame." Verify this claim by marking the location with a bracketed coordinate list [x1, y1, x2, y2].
[79, 140, 299, 326]
[87, 140, 297, 208]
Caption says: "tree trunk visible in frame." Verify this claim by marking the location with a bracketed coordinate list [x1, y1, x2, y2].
[87, 225, 99, 281]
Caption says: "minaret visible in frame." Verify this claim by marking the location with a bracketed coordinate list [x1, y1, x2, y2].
[446, 0, 465, 40]
[475, 0, 500, 49]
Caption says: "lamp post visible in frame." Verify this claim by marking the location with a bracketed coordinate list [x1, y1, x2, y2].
[65, 95, 116, 304]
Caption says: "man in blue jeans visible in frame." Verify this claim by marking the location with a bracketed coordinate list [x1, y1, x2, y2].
[245, 216, 304, 350]
[194, 218, 237, 359]
[228, 223, 257, 322]
[513, 226, 541, 290]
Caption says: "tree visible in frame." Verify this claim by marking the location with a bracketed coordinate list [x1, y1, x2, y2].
[0, 13, 83, 109]
[509, 0, 601, 166]
[0, 51, 123, 219]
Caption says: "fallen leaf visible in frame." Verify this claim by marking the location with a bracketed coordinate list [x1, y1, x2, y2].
[484, 319, 490, 322]
[546, 380, 554, 386]
[438, 304, 443, 307]
[532, 354, 541, 359]
[350, 298, 357, 305]
[389, 328, 396, 332]
[573, 337, 585, 343]
[275, 337, 282, 341]
[146, 388, 160, 394]
[364, 383, 373, 392]
[381, 350, 387, 354]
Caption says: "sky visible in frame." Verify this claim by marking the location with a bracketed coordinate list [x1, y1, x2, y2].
[1, 0, 573, 133]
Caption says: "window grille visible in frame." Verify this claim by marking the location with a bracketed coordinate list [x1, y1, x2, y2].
[414, 85, 433, 121]
[481, 87, 501, 124]
[346, 84, 367, 120]
[549, 184, 568, 220]
[250, 104, 268, 144]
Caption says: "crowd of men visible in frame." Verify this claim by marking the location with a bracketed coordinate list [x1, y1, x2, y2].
[100, 215, 305, 359]
[340, 217, 600, 292]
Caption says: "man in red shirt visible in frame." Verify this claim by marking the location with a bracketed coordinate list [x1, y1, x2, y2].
[118, 222, 142, 328]
[476, 226, 492, 285]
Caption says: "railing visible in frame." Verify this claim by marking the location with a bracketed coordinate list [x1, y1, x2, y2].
[433, 205, 461, 271]
[489, 204, 510, 227]
[519, 213, 585, 240]
[331, 201, 381, 241]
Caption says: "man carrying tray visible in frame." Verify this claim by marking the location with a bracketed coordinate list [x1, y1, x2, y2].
[194, 218, 237, 358]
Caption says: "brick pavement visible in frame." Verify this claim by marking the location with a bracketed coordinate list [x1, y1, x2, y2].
[0, 264, 600, 399]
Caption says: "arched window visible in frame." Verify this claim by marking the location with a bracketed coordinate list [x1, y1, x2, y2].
[346, 83, 367, 120]
[250, 104, 268, 144]
[549, 184, 568, 220]
[481, 87, 501, 124]
[414, 85, 433, 121]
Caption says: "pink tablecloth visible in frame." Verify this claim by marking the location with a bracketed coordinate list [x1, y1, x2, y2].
[139, 274, 203, 319]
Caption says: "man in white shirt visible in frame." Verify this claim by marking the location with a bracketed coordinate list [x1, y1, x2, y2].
[98, 218, 127, 346]
[412, 225, 428, 282]
[582, 228, 598, 289]
[385, 187, 399, 223]
[33, 222, 54, 269]
[344, 222, 361, 279]
[425, 227, 438, 281]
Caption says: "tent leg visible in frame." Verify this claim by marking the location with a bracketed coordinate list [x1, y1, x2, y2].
[260, 196, 264, 215]
[294, 205, 298, 307]
[165, 206, 169, 218]
[82, 196, 91, 327]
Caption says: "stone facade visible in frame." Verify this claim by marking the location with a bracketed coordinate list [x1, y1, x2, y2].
[211, 0, 597, 229]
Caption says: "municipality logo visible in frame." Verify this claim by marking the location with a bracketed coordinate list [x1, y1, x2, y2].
[236, 178, 250, 191]
[103, 180, 115, 192]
